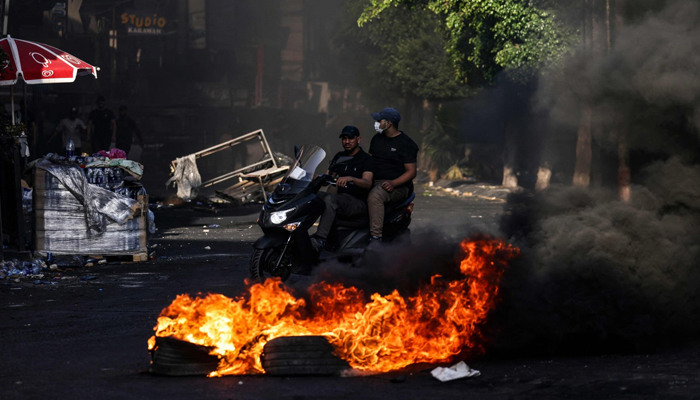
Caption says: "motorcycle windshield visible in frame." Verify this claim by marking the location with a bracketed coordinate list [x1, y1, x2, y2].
[279, 145, 326, 191]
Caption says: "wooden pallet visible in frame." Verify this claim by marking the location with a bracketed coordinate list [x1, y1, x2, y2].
[87, 252, 149, 263]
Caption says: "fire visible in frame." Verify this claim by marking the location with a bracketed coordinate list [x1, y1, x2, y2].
[149, 237, 519, 376]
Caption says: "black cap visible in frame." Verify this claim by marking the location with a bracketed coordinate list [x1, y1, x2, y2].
[97, 95, 106, 102]
[371, 107, 401, 125]
[340, 125, 360, 138]
[119, 105, 128, 111]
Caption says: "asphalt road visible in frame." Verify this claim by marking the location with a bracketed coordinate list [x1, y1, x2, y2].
[2, 191, 699, 399]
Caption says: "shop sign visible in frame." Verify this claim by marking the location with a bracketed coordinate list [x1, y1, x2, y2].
[121, 12, 167, 35]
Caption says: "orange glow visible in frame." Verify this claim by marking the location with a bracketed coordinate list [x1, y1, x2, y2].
[149, 237, 519, 376]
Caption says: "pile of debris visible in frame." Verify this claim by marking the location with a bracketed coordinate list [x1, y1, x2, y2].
[166, 130, 292, 205]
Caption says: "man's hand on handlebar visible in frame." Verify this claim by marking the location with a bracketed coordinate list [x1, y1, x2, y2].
[336, 176, 354, 188]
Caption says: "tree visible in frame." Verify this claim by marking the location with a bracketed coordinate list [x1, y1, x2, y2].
[358, 0, 577, 84]
[333, 0, 469, 102]
[358, 0, 577, 187]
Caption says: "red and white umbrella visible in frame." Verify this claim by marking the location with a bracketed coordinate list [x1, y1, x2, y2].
[0, 35, 98, 123]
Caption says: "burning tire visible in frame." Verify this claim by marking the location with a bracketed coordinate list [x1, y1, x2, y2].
[249, 248, 293, 282]
[261, 336, 350, 376]
[149, 336, 219, 376]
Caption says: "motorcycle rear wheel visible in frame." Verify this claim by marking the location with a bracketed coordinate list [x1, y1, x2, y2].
[249, 248, 293, 282]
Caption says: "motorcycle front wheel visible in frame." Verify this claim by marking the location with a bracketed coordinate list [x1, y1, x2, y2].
[249, 247, 294, 282]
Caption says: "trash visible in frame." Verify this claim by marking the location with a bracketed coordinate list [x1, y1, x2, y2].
[81, 276, 98, 281]
[98, 259, 107, 265]
[147, 210, 157, 234]
[204, 246, 211, 250]
[430, 361, 481, 382]
[85, 263, 94, 267]
[208, 224, 220, 229]
[0, 259, 47, 278]
[166, 154, 201, 201]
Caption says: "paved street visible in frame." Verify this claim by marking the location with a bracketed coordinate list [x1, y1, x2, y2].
[2, 190, 699, 399]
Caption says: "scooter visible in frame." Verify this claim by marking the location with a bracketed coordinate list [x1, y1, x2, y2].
[249, 145, 415, 281]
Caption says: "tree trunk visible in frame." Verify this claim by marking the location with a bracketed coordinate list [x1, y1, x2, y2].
[535, 163, 552, 192]
[573, 105, 593, 186]
[618, 127, 630, 202]
[502, 124, 518, 188]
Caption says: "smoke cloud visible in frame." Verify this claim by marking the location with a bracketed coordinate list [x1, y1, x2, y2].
[490, 0, 700, 353]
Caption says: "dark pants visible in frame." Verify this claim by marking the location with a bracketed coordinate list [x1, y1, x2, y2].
[368, 180, 410, 237]
[315, 192, 368, 239]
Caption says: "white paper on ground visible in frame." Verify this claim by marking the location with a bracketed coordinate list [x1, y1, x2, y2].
[430, 361, 481, 382]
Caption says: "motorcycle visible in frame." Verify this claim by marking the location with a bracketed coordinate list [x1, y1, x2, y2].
[249, 145, 415, 281]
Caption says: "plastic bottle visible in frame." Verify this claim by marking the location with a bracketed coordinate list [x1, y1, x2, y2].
[66, 138, 75, 158]
[114, 168, 123, 186]
[95, 168, 104, 187]
[105, 168, 113, 190]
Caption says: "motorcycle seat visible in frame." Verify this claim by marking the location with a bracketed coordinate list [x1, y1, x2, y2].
[334, 192, 415, 229]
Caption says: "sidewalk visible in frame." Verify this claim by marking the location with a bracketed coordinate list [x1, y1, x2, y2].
[420, 178, 514, 202]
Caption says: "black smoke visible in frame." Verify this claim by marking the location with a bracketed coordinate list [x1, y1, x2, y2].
[489, 0, 700, 354]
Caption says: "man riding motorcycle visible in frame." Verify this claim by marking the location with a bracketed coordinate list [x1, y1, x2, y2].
[311, 125, 374, 253]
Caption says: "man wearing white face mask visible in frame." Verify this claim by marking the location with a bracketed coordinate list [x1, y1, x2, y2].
[367, 108, 419, 242]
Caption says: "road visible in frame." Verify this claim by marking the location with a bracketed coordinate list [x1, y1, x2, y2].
[2, 190, 699, 399]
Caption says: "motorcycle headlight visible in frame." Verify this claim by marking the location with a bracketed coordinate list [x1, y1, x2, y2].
[270, 208, 296, 225]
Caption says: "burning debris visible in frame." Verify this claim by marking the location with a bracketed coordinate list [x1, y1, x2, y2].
[148, 237, 519, 376]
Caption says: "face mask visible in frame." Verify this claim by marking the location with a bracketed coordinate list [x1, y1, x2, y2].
[374, 121, 384, 134]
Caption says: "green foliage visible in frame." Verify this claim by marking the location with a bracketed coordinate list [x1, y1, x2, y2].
[359, 0, 578, 84]
[422, 103, 464, 173]
[332, 0, 468, 101]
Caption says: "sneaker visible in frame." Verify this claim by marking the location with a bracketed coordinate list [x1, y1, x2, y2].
[369, 235, 382, 242]
[310, 236, 326, 253]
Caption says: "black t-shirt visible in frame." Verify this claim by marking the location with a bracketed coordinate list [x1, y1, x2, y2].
[369, 132, 419, 190]
[89, 108, 115, 137]
[115, 116, 140, 148]
[329, 148, 374, 200]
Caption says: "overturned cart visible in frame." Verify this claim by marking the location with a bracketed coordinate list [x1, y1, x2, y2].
[33, 155, 150, 261]
[167, 129, 290, 203]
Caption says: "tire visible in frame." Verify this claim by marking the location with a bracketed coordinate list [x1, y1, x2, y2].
[249, 247, 293, 282]
[261, 336, 350, 376]
[149, 336, 219, 376]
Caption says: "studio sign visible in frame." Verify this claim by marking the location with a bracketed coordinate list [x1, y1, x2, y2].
[121, 13, 167, 35]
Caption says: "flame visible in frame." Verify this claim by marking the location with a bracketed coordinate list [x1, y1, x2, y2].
[149, 237, 519, 376]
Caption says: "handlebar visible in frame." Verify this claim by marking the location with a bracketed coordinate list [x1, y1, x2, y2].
[319, 174, 355, 187]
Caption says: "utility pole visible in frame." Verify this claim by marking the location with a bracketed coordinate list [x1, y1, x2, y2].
[2, 0, 9, 36]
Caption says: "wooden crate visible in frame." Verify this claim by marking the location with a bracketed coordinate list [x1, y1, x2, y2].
[33, 168, 148, 259]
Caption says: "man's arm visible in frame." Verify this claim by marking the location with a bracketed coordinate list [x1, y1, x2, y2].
[338, 171, 373, 189]
[381, 163, 417, 192]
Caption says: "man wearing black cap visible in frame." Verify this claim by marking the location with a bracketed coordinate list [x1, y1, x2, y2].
[368, 107, 418, 242]
[88, 95, 116, 152]
[311, 125, 374, 252]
